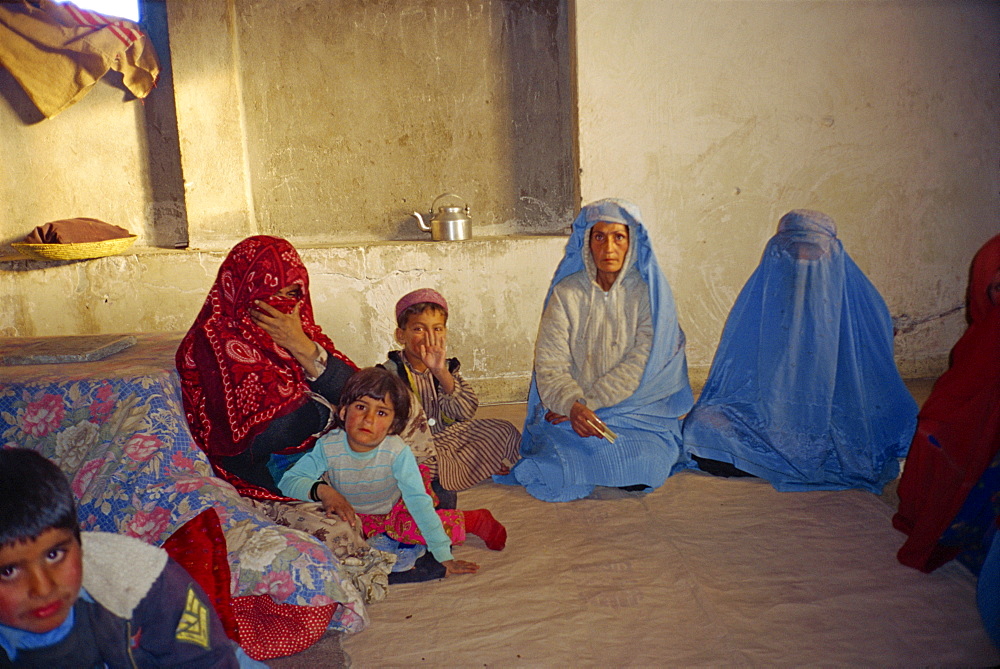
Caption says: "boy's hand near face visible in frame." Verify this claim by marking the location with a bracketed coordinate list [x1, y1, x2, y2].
[441, 558, 479, 576]
[417, 329, 456, 394]
[316, 484, 358, 528]
[416, 327, 446, 373]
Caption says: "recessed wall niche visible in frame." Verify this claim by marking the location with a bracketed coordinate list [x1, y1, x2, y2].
[230, 0, 575, 244]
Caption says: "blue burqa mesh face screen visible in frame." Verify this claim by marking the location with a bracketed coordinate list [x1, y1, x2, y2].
[682, 209, 917, 494]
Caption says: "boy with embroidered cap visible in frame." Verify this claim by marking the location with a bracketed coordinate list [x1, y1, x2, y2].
[384, 288, 521, 492]
[0, 448, 262, 668]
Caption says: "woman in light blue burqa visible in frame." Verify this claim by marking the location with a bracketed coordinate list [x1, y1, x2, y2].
[498, 199, 694, 502]
[682, 209, 917, 494]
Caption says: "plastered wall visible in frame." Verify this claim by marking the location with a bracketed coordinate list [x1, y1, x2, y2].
[0, 237, 566, 399]
[0, 0, 573, 400]
[0, 72, 155, 245]
[167, 0, 575, 247]
[3, 0, 999, 401]
[574, 0, 1000, 378]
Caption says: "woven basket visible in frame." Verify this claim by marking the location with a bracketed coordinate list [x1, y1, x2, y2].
[11, 235, 138, 260]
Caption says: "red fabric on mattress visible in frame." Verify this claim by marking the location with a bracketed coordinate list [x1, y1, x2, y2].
[231, 595, 336, 661]
[162, 508, 240, 641]
[163, 507, 338, 660]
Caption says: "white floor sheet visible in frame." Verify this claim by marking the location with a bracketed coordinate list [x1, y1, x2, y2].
[343, 469, 999, 666]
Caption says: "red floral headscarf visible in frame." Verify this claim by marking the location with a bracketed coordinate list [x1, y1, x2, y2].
[176, 236, 356, 464]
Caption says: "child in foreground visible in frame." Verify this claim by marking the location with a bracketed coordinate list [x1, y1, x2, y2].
[0, 448, 262, 668]
[278, 367, 507, 576]
[384, 288, 521, 492]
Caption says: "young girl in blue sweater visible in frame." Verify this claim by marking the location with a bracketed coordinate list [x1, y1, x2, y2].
[279, 367, 505, 576]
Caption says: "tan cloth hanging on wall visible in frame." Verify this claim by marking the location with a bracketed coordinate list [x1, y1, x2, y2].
[0, 0, 159, 119]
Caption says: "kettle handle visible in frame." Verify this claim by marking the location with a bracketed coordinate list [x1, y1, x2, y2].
[412, 211, 431, 232]
[431, 192, 468, 212]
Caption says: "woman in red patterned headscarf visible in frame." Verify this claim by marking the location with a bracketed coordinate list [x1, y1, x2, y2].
[894, 233, 1000, 572]
[177, 236, 357, 498]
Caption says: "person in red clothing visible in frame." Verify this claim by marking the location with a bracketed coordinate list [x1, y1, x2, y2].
[176, 237, 395, 602]
[894, 234, 1000, 572]
[176, 235, 357, 497]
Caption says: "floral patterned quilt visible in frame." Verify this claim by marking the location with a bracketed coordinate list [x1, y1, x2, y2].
[0, 332, 368, 634]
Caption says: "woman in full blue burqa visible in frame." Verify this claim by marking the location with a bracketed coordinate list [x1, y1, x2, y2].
[682, 209, 917, 494]
[498, 199, 694, 502]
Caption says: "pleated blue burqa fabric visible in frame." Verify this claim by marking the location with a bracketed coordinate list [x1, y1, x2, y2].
[682, 210, 917, 494]
[497, 199, 694, 501]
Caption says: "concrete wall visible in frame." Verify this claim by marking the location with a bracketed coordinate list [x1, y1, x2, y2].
[574, 0, 1000, 379]
[3, 0, 999, 400]
[0, 67, 156, 246]
[0, 0, 574, 249]
[167, 0, 575, 247]
[0, 0, 573, 400]
[0, 237, 565, 399]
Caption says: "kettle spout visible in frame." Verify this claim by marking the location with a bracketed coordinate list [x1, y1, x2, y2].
[413, 211, 431, 232]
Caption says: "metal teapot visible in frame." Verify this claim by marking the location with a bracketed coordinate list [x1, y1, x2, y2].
[413, 193, 472, 241]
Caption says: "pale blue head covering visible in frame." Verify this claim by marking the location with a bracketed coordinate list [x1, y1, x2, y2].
[498, 199, 694, 501]
[534, 198, 692, 421]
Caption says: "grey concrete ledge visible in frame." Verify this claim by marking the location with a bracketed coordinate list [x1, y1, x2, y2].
[1, 233, 570, 265]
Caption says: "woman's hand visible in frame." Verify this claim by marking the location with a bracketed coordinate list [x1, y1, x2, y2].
[316, 484, 358, 528]
[442, 559, 479, 576]
[569, 401, 606, 439]
[250, 301, 323, 376]
[251, 300, 311, 353]
[545, 410, 569, 425]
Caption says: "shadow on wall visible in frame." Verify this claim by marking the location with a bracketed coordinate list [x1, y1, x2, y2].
[500, 0, 577, 234]
[0, 0, 576, 250]
[230, 0, 576, 244]
[139, 0, 189, 250]
[0, 67, 45, 125]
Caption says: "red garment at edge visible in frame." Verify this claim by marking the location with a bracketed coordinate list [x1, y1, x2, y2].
[176, 235, 356, 499]
[893, 234, 1000, 572]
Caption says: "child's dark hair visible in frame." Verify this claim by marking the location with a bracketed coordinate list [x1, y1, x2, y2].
[0, 448, 80, 548]
[396, 302, 448, 329]
[339, 367, 411, 435]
